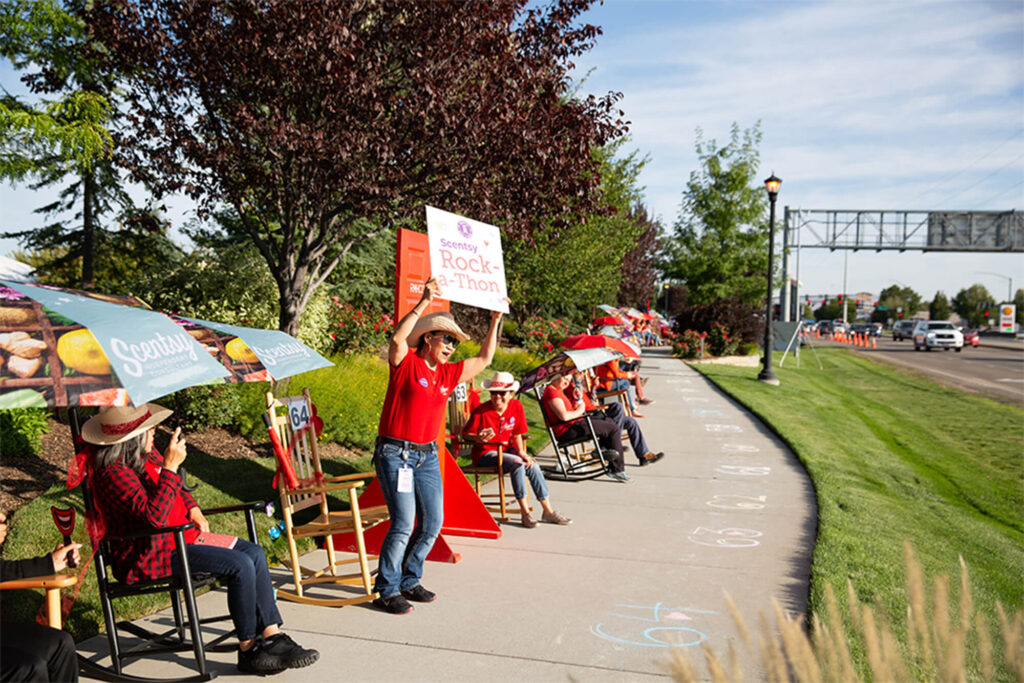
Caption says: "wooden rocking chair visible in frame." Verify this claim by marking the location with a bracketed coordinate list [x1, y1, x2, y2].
[264, 389, 389, 607]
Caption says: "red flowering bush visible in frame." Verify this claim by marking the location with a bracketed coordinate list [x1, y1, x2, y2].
[327, 298, 394, 355]
[672, 329, 705, 359]
[707, 323, 739, 356]
[514, 315, 571, 355]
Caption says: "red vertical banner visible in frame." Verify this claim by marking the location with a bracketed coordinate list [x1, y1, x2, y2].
[395, 228, 449, 321]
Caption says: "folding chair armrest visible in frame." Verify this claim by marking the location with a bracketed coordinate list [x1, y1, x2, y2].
[287, 479, 366, 496]
[595, 389, 627, 401]
[202, 501, 266, 516]
[107, 522, 196, 541]
[203, 500, 265, 543]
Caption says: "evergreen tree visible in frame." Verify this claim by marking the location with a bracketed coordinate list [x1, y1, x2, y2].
[929, 291, 951, 321]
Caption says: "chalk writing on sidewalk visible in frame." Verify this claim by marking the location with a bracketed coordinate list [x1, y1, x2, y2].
[707, 494, 766, 510]
[692, 408, 724, 417]
[716, 465, 771, 476]
[688, 526, 763, 548]
[592, 602, 716, 648]
[705, 423, 742, 432]
[721, 443, 759, 453]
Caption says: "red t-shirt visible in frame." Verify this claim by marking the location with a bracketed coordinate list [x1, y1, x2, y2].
[566, 382, 598, 411]
[541, 383, 582, 438]
[378, 348, 465, 444]
[463, 399, 528, 464]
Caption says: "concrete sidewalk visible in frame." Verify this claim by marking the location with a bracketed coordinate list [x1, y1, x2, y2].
[78, 348, 817, 682]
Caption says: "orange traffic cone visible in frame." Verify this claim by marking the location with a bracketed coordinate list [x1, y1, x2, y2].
[871, 336, 877, 349]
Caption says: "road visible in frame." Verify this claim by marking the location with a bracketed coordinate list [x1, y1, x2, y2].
[811, 336, 1024, 406]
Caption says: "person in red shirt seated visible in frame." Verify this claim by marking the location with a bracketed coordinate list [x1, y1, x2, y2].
[595, 359, 654, 416]
[461, 372, 571, 528]
[567, 369, 664, 467]
[84, 405, 318, 675]
[541, 372, 629, 482]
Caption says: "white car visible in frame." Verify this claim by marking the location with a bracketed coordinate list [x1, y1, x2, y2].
[912, 321, 963, 352]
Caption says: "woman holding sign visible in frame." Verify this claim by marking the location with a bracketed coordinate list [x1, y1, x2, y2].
[373, 276, 504, 615]
[84, 405, 319, 675]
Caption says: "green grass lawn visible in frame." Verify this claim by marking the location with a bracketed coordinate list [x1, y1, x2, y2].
[692, 348, 1023, 678]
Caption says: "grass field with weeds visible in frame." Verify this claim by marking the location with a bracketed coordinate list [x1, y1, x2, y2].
[692, 347, 1023, 679]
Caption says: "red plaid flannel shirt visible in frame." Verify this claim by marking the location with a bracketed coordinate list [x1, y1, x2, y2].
[91, 450, 198, 583]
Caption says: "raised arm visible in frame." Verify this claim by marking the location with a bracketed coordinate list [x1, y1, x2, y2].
[458, 308, 504, 384]
[389, 277, 440, 366]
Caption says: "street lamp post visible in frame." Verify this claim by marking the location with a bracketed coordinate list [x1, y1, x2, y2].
[758, 174, 781, 385]
[977, 271, 1013, 303]
[663, 283, 670, 318]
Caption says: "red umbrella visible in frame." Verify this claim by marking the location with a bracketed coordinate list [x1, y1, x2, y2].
[559, 333, 640, 359]
[592, 315, 626, 327]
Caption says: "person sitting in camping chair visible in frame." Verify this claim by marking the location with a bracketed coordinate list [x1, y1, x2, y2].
[567, 369, 664, 467]
[461, 372, 572, 528]
[83, 404, 319, 676]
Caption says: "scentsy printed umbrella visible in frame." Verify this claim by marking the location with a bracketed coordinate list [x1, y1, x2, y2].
[0, 280, 230, 407]
[518, 347, 619, 395]
[172, 316, 332, 382]
[596, 304, 621, 315]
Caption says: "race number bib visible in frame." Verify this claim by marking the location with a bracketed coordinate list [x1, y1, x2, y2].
[282, 396, 311, 431]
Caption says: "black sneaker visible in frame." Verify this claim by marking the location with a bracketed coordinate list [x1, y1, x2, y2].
[373, 593, 414, 614]
[401, 584, 437, 603]
[237, 641, 287, 675]
[260, 633, 319, 669]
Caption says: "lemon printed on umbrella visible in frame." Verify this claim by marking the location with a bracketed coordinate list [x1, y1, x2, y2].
[57, 329, 111, 375]
[225, 337, 259, 364]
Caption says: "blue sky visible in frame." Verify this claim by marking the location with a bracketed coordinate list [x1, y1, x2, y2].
[572, 0, 1024, 307]
[2, 0, 1023, 309]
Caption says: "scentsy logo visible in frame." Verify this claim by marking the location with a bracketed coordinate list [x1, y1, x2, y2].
[456, 221, 473, 239]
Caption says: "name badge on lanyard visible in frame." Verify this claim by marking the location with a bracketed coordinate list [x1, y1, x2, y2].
[397, 465, 413, 493]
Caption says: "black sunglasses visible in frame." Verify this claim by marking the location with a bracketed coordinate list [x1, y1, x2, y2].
[434, 332, 460, 348]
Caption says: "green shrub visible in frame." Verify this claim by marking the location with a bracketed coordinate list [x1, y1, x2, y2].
[0, 408, 51, 456]
[287, 353, 389, 451]
[295, 286, 336, 356]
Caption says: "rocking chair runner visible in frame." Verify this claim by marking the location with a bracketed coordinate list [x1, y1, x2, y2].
[264, 389, 389, 607]
[532, 382, 609, 481]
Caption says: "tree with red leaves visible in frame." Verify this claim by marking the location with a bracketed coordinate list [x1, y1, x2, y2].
[86, 0, 625, 334]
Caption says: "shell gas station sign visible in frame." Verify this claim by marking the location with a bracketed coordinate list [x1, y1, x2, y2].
[999, 304, 1016, 333]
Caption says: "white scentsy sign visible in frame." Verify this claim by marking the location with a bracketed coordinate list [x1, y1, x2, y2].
[426, 206, 509, 313]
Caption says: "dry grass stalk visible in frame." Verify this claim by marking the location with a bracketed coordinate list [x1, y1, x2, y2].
[669, 547, 1023, 683]
[725, 592, 753, 651]
[904, 542, 934, 672]
[974, 611, 994, 680]
[997, 603, 1024, 680]
[824, 583, 857, 680]
[701, 641, 730, 683]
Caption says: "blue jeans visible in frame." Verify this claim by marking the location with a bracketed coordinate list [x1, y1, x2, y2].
[604, 378, 636, 411]
[602, 402, 649, 461]
[477, 450, 549, 502]
[373, 438, 443, 598]
[175, 538, 282, 642]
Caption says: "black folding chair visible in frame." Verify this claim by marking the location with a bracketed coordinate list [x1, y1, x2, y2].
[531, 383, 609, 480]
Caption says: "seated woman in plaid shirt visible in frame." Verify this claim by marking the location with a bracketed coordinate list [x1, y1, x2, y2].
[83, 404, 318, 676]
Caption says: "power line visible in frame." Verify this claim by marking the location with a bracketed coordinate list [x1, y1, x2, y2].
[974, 177, 1024, 207]
[911, 128, 1024, 203]
[937, 151, 1024, 206]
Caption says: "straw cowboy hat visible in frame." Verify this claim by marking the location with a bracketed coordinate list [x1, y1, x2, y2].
[82, 403, 173, 446]
[409, 311, 470, 348]
[481, 371, 520, 394]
